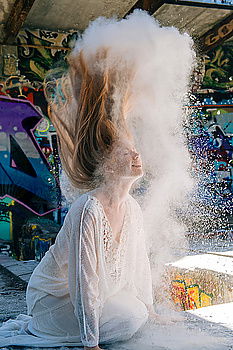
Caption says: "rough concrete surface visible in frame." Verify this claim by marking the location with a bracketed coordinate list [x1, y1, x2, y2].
[0, 254, 233, 350]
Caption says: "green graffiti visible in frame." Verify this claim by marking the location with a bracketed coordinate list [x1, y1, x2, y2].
[203, 41, 233, 89]
[17, 29, 78, 82]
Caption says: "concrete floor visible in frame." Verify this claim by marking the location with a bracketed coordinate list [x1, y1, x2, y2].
[0, 265, 233, 350]
[0, 267, 27, 323]
[1, 251, 233, 350]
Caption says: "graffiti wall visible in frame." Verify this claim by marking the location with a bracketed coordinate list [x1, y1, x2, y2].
[169, 266, 233, 311]
[171, 277, 213, 311]
[0, 28, 79, 258]
[186, 41, 233, 224]
[188, 101, 233, 199]
[17, 28, 78, 82]
[0, 96, 60, 214]
[202, 40, 233, 90]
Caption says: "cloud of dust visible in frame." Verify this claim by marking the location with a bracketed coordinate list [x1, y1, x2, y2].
[60, 9, 197, 312]
[68, 8, 196, 303]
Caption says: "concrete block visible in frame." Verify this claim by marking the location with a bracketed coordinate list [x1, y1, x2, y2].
[1, 261, 21, 268]
[7, 264, 34, 276]
[167, 251, 233, 311]
[18, 273, 33, 283]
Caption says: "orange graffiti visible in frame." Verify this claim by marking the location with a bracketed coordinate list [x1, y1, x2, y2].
[171, 279, 213, 311]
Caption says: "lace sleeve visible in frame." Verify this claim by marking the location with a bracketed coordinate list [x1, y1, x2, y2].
[134, 205, 154, 306]
[70, 204, 100, 347]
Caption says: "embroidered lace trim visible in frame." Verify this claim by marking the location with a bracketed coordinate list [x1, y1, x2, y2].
[88, 195, 129, 283]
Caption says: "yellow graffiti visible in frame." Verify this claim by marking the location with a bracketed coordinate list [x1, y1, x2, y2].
[171, 278, 213, 311]
[1, 75, 36, 95]
[36, 118, 50, 133]
[204, 18, 233, 47]
[31, 235, 52, 243]
[201, 292, 212, 307]
[29, 60, 47, 81]
[205, 47, 230, 82]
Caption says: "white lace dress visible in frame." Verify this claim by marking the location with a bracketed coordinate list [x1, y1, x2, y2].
[0, 191, 153, 348]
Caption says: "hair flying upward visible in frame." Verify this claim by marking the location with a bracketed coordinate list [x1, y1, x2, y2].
[45, 47, 132, 189]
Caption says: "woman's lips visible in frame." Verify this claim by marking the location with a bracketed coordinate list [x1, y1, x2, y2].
[132, 164, 142, 168]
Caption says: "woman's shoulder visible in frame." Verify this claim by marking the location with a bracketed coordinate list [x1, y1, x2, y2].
[66, 191, 142, 222]
[128, 194, 144, 222]
[67, 192, 102, 220]
[128, 193, 142, 210]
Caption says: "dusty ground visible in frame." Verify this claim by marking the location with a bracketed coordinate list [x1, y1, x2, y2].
[1, 267, 233, 350]
[0, 267, 27, 323]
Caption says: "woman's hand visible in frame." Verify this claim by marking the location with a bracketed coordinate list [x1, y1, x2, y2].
[149, 311, 172, 325]
[84, 346, 105, 350]
[147, 304, 175, 325]
[149, 310, 183, 325]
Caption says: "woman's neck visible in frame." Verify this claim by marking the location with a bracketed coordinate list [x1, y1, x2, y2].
[90, 179, 132, 210]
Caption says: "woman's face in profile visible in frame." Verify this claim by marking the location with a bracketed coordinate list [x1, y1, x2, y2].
[104, 137, 143, 179]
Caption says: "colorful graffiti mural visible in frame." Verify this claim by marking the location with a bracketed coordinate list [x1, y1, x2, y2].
[0, 198, 13, 241]
[17, 28, 78, 82]
[171, 277, 213, 311]
[1, 75, 46, 112]
[203, 40, 233, 90]
[0, 28, 76, 258]
[0, 95, 60, 215]
[188, 98, 233, 204]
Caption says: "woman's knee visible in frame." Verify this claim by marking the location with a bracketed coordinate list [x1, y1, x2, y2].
[113, 309, 148, 342]
[126, 304, 149, 335]
[100, 293, 149, 341]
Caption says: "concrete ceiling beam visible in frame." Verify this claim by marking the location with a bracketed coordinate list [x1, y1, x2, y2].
[124, 0, 166, 17]
[2, 0, 36, 44]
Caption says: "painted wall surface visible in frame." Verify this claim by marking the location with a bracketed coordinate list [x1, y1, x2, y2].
[0, 96, 60, 215]
[17, 28, 78, 82]
[202, 40, 233, 90]
[0, 197, 13, 241]
[0, 28, 79, 256]
[168, 266, 233, 311]
[187, 40, 233, 218]
[188, 102, 233, 203]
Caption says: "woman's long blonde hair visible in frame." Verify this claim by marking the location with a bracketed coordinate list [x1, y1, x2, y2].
[44, 48, 132, 190]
